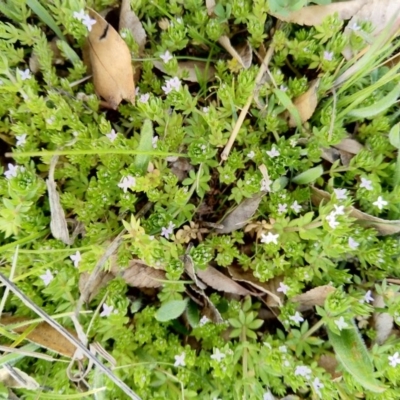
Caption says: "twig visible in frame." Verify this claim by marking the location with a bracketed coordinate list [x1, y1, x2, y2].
[220, 44, 275, 161]
[0, 272, 142, 400]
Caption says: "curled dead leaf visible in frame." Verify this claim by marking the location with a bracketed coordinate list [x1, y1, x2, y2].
[189, 284, 224, 324]
[288, 79, 320, 127]
[196, 265, 252, 296]
[87, 8, 135, 109]
[291, 285, 335, 311]
[333, 137, 364, 155]
[79, 270, 114, 303]
[218, 36, 252, 70]
[311, 186, 400, 235]
[153, 60, 216, 83]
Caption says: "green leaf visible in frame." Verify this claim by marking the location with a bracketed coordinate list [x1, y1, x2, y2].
[327, 322, 387, 393]
[389, 123, 400, 149]
[186, 300, 200, 327]
[155, 298, 189, 322]
[292, 165, 323, 184]
[273, 88, 302, 128]
[134, 119, 154, 174]
[348, 84, 400, 119]
[26, 0, 66, 41]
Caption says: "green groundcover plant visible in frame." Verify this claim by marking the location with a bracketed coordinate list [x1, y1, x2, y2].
[1, 0, 400, 399]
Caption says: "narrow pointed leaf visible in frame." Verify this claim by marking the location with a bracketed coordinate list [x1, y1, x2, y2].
[155, 299, 189, 322]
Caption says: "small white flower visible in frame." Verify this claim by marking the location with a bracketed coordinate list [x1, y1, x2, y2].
[118, 175, 136, 193]
[277, 282, 289, 295]
[82, 14, 96, 31]
[152, 136, 159, 148]
[106, 129, 117, 142]
[333, 204, 345, 216]
[40, 269, 54, 286]
[174, 352, 186, 367]
[279, 345, 287, 353]
[373, 196, 388, 210]
[312, 377, 324, 396]
[247, 150, 255, 159]
[277, 203, 288, 214]
[349, 22, 361, 31]
[323, 51, 333, 61]
[289, 312, 304, 324]
[260, 177, 272, 192]
[294, 365, 311, 379]
[139, 93, 150, 103]
[360, 177, 373, 191]
[260, 232, 279, 245]
[334, 316, 348, 331]
[4, 163, 19, 179]
[279, 85, 288, 92]
[202, 106, 209, 113]
[388, 352, 400, 367]
[291, 201, 302, 213]
[70, 251, 82, 268]
[18, 68, 31, 81]
[162, 76, 181, 94]
[16, 134, 27, 147]
[326, 212, 339, 229]
[73, 9, 86, 21]
[210, 349, 226, 362]
[161, 221, 175, 239]
[364, 290, 374, 304]
[266, 146, 280, 158]
[199, 315, 210, 326]
[160, 50, 173, 63]
[334, 188, 347, 200]
[100, 303, 114, 317]
[348, 237, 359, 249]
[263, 391, 275, 400]
[289, 138, 297, 147]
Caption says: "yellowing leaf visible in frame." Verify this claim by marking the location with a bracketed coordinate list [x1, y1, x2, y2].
[87, 8, 135, 109]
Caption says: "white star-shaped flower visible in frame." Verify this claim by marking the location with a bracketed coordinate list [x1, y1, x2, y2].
[210, 348, 226, 362]
[247, 150, 255, 159]
[360, 177, 373, 191]
[291, 201, 302, 213]
[326, 212, 339, 229]
[333, 188, 347, 200]
[40, 269, 54, 286]
[294, 365, 311, 378]
[333, 204, 345, 216]
[160, 50, 173, 63]
[348, 237, 359, 249]
[389, 352, 400, 367]
[266, 146, 280, 158]
[289, 312, 304, 324]
[277, 282, 289, 294]
[162, 76, 181, 94]
[334, 316, 348, 331]
[4, 163, 19, 179]
[277, 203, 288, 214]
[106, 129, 117, 142]
[82, 14, 96, 31]
[373, 196, 388, 210]
[279, 85, 288, 92]
[118, 175, 136, 193]
[139, 93, 150, 103]
[174, 352, 186, 367]
[202, 107, 209, 113]
[364, 290, 374, 304]
[100, 303, 114, 317]
[323, 51, 333, 61]
[260, 232, 279, 245]
[312, 377, 324, 396]
[279, 345, 287, 353]
[73, 9, 86, 20]
[199, 315, 210, 326]
[16, 134, 27, 147]
[260, 176, 272, 192]
[18, 68, 31, 81]
[161, 221, 175, 239]
[70, 251, 82, 268]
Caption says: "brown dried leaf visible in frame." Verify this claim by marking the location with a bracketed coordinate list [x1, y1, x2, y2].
[196, 265, 252, 296]
[153, 60, 216, 82]
[113, 260, 166, 288]
[206, 0, 216, 16]
[119, 0, 146, 56]
[217, 193, 264, 234]
[291, 285, 335, 311]
[0, 316, 78, 358]
[189, 284, 224, 324]
[270, 0, 365, 26]
[78, 270, 114, 302]
[288, 79, 320, 127]
[342, 0, 400, 59]
[333, 137, 364, 154]
[46, 156, 72, 245]
[318, 354, 341, 378]
[227, 265, 282, 306]
[218, 36, 251, 69]
[373, 294, 394, 344]
[311, 186, 400, 235]
[321, 147, 341, 163]
[0, 366, 40, 390]
[183, 255, 207, 290]
[87, 8, 135, 109]
[236, 41, 253, 69]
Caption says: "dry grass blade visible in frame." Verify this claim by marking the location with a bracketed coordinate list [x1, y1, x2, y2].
[196, 265, 252, 296]
[87, 8, 135, 109]
[0, 365, 40, 390]
[0, 272, 142, 400]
